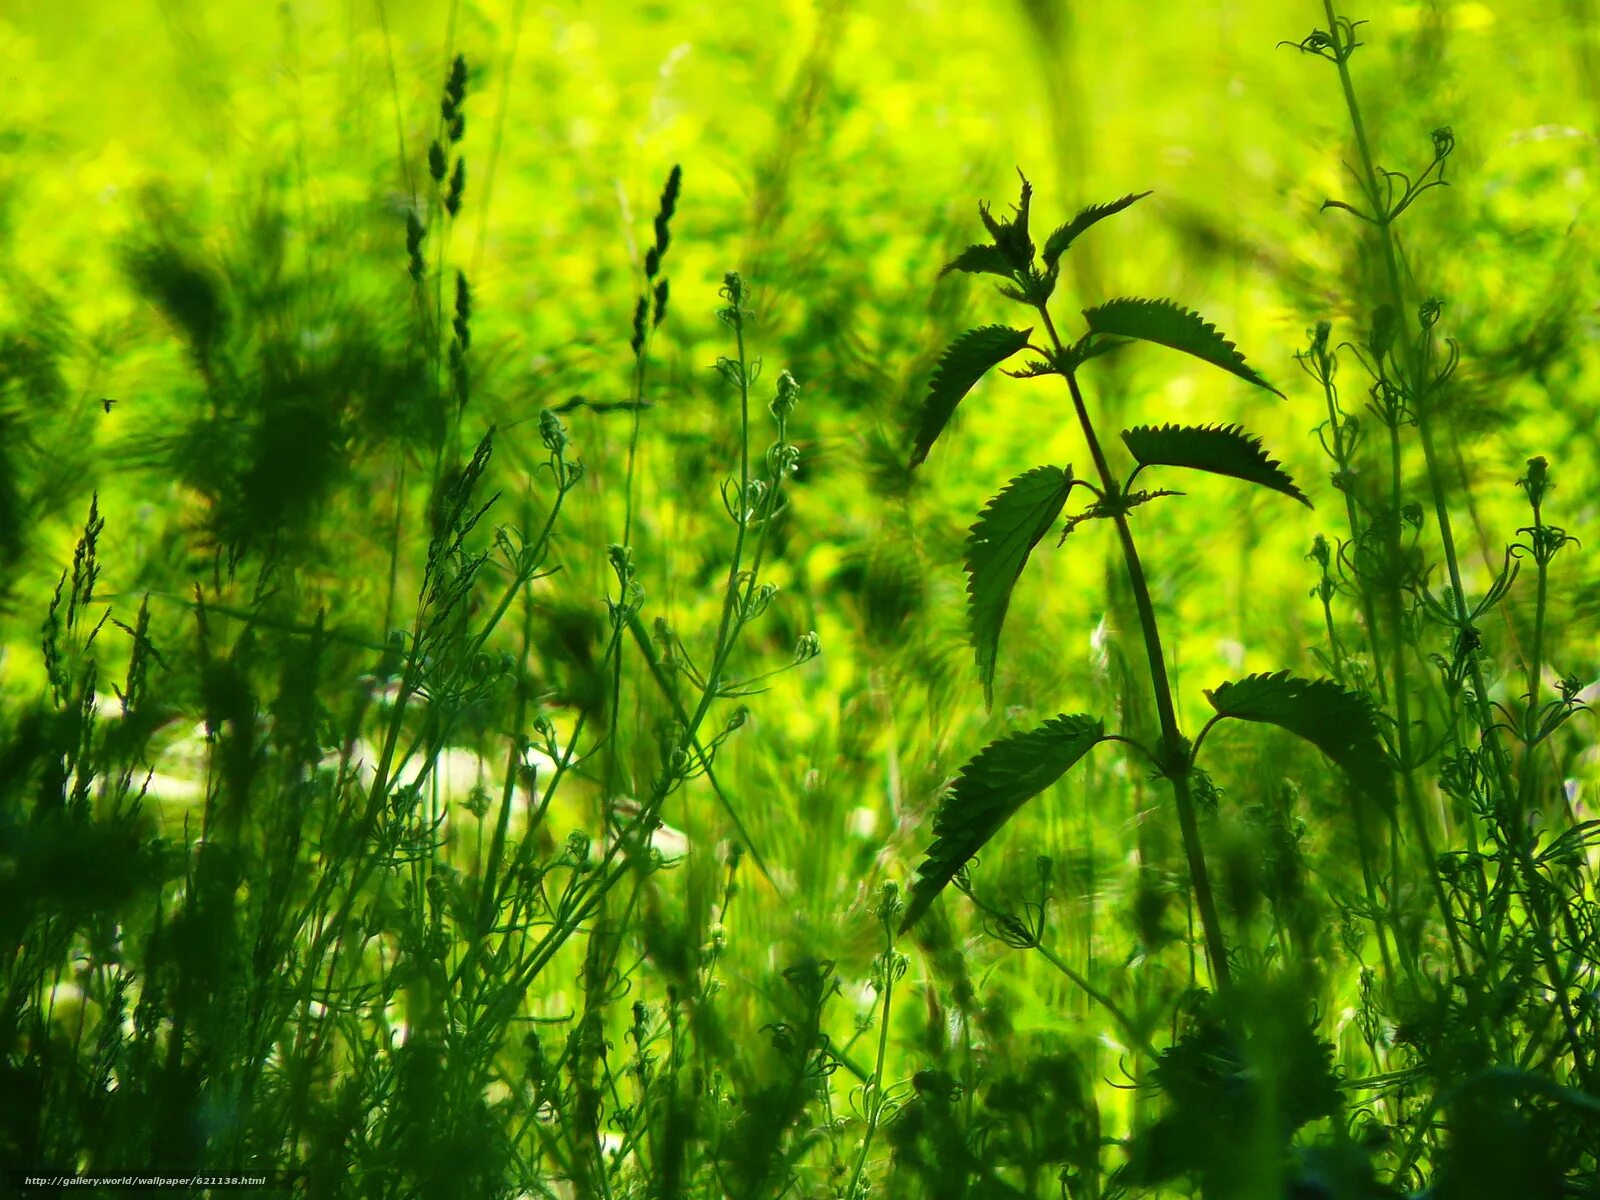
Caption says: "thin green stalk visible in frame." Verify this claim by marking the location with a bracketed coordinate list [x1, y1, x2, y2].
[842, 939, 900, 1200]
[1517, 489, 1552, 814]
[1039, 305, 1233, 1000]
[1312, 355, 1388, 705]
[1377, 414, 1470, 978]
[1321, 0, 1590, 1085]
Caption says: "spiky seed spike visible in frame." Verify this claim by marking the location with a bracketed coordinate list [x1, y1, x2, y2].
[446, 159, 466, 216]
[446, 54, 468, 109]
[630, 297, 649, 355]
[652, 279, 670, 329]
[654, 164, 683, 255]
[454, 270, 472, 348]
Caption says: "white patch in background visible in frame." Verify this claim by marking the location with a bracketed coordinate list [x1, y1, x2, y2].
[1089, 616, 1111, 676]
[1214, 638, 1246, 669]
[848, 805, 878, 839]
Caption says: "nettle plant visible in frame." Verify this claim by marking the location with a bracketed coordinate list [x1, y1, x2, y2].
[898, 177, 1394, 997]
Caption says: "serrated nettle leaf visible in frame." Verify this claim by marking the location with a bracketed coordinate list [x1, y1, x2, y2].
[939, 243, 1014, 280]
[1121, 423, 1311, 507]
[1083, 297, 1285, 397]
[1042, 191, 1153, 269]
[1204, 671, 1393, 806]
[1059, 334, 1130, 373]
[1002, 359, 1059, 380]
[902, 713, 1105, 933]
[909, 325, 1033, 468]
[965, 466, 1074, 710]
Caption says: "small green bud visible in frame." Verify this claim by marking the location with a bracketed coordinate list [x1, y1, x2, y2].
[771, 370, 800, 425]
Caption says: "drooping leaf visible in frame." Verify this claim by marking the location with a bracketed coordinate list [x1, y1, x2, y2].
[1204, 672, 1392, 806]
[1121, 423, 1311, 507]
[1042, 191, 1153, 269]
[1083, 298, 1285, 397]
[965, 466, 1073, 710]
[909, 325, 1033, 467]
[939, 243, 1014, 280]
[902, 714, 1105, 932]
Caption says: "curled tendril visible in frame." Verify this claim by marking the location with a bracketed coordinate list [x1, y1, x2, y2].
[1278, 17, 1365, 63]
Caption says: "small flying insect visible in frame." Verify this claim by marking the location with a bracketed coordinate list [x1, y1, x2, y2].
[100, 398, 117, 413]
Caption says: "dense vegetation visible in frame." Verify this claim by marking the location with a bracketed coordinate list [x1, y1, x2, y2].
[4, 2, 1599, 1197]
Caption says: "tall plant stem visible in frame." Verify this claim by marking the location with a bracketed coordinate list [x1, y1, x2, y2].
[1038, 307, 1233, 999]
[1322, 0, 1589, 1086]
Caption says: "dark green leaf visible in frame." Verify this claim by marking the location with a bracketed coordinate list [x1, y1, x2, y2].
[939, 243, 1014, 280]
[909, 325, 1033, 467]
[976, 173, 1034, 272]
[1002, 359, 1058, 380]
[1042, 191, 1152, 269]
[1083, 298, 1284, 397]
[1204, 672, 1392, 806]
[1057, 334, 1131, 373]
[1122, 423, 1310, 507]
[902, 714, 1105, 932]
[965, 466, 1073, 710]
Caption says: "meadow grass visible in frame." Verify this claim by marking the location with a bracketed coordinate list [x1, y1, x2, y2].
[3, 5, 1600, 1199]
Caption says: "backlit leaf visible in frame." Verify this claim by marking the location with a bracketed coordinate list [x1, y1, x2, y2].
[1122, 423, 1310, 506]
[1042, 191, 1152, 269]
[939, 243, 1013, 280]
[909, 325, 1033, 468]
[902, 714, 1105, 932]
[965, 465, 1073, 710]
[1083, 298, 1284, 397]
[1204, 672, 1392, 806]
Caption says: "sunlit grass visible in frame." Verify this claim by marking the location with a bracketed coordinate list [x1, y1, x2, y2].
[4, 2, 1600, 1197]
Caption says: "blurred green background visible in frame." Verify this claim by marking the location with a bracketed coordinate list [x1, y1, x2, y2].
[5, 0, 1600, 1191]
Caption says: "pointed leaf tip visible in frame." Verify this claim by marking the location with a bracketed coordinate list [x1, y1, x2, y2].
[939, 243, 1013, 280]
[910, 325, 1032, 468]
[1083, 297, 1284, 397]
[901, 713, 1105, 932]
[1205, 671, 1393, 807]
[1122, 423, 1311, 506]
[1042, 191, 1153, 269]
[965, 466, 1073, 709]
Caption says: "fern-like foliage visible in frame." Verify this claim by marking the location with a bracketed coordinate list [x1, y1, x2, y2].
[902, 714, 1105, 932]
[1083, 298, 1284, 397]
[1122, 423, 1310, 507]
[909, 325, 1032, 467]
[1042, 192, 1152, 270]
[965, 466, 1074, 710]
[1204, 672, 1392, 807]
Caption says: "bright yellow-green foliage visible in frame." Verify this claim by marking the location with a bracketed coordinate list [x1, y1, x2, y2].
[5, 1, 1600, 1195]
